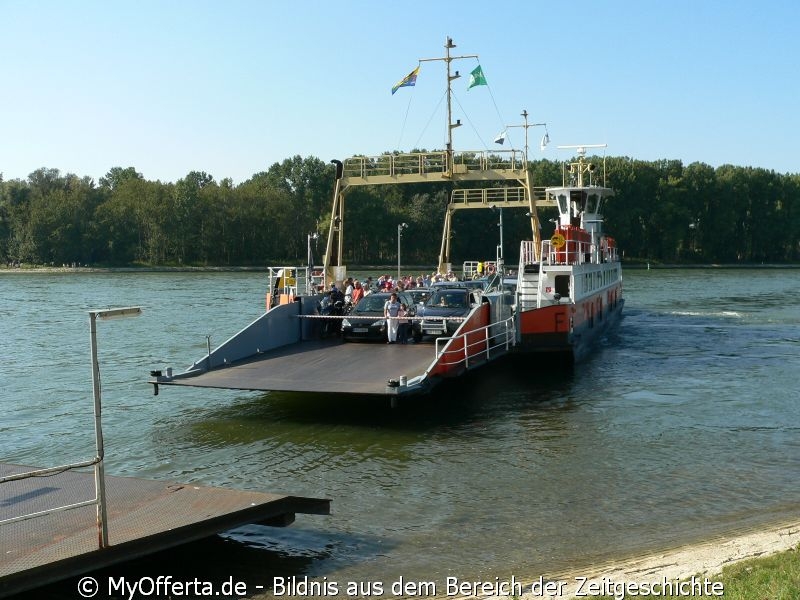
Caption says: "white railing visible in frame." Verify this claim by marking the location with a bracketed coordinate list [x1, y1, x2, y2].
[296, 311, 515, 373]
[267, 266, 317, 300]
[1, 307, 142, 549]
[0, 460, 104, 528]
[462, 260, 496, 280]
[523, 238, 620, 268]
[519, 240, 537, 268]
[602, 243, 620, 263]
[544, 238, 593, 265]
[426, 314, 516, 375]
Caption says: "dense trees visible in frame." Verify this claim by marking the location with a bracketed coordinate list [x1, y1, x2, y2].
[1, 155, 798, 267]
[592, 157, 800, 264]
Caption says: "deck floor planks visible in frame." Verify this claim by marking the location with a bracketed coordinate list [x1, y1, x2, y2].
[0, 464, 329, 597]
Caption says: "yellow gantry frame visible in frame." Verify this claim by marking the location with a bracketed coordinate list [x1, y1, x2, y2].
[322, 150, 555, 282]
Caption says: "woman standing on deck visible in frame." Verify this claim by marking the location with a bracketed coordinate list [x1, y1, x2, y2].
[384, 293, 401, 344]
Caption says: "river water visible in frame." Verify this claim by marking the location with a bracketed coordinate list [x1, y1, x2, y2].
[2, 268, 799, 597]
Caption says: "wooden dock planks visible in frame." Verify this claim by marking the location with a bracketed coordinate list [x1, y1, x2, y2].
[0, 464, 329, 597]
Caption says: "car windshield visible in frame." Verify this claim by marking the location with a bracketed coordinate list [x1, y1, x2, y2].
[427, 291, 467, 309]
[354, 296, 389, 313]
[409, 289, 431, 303]
[464, 279, 487, 290]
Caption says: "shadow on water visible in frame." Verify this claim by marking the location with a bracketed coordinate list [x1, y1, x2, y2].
[164, 358, 580, 447]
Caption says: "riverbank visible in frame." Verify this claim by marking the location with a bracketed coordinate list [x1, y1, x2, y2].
[503, 520, 800, 599]
[3, 262, 800, 276]
[0, 265, 269, 274]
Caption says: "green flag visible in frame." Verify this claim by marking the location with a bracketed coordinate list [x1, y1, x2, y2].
[468, 65, 487, 90]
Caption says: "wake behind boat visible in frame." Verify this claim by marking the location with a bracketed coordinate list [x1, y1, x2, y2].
[150, 37, 623, 402]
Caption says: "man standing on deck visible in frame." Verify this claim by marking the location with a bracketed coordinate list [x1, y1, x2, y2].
[384, 292, 401, 344]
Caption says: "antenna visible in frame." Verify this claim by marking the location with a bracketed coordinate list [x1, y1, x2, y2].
[556, 145, 609, 186]
[505, 109, 547, 165]
[557, 144, 607, 157]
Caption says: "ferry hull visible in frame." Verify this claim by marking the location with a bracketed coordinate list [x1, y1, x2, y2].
[516, 297, 624, 362]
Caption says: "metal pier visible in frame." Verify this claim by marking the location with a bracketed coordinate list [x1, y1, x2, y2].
[0, 463, 330, 597]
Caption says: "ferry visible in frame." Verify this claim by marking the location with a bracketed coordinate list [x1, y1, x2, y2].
[150, 38, 623, 402]
[515, 145, 624, 361]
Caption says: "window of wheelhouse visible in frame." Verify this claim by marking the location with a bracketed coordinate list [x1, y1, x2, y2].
[586, 193, 600, 214]
[557, 194, 568, 216]
[569, 191, 586, 226]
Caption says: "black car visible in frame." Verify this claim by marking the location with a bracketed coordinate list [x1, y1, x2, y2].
[412, 287, 479, 341]
[341, 291, 415, 342]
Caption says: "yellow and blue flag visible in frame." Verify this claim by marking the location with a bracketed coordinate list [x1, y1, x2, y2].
[391, 66, 420, 95]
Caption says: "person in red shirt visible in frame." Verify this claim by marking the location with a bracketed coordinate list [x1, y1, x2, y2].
[351, 280, 365, 304]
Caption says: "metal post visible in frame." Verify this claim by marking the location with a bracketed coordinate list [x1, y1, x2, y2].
[492, 205, 504, 268]
[88, 306, 142, 550]
[499, 207, 504, 266]
[445, 37, 455, 175]
[307, 232, 319, 272]
[89, 312, 109, 549]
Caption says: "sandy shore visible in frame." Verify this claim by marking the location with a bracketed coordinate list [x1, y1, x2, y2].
[449, 520, 800, 599]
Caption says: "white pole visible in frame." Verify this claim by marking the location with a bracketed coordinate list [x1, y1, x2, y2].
[397, 223, 408, 281]
[499, 207, 504, 266]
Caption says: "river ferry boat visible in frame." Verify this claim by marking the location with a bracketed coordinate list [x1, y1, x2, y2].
[515, 145, 624, 361]
[150, 38, 623, 401]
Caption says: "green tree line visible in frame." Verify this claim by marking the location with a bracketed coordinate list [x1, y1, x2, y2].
[1, 155, 798, 268]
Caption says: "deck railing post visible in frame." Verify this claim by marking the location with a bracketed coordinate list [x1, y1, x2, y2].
[89, 306, 142, 550]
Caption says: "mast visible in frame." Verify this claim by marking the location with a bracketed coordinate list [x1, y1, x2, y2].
[419, 36, 477, 176]
[505, 109, 547, 168]
[322, 39, 556, 280]
[506, 110, 547, 260]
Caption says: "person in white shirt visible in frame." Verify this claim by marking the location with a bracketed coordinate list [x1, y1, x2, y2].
[383, 293, 401, 343]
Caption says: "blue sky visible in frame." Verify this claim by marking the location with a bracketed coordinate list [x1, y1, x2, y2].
[2, 0, 798, 184]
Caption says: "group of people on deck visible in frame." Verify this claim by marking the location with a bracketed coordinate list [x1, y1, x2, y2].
[318, 271, 460, 297]
[320, 270, 473, 343]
